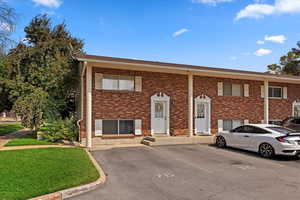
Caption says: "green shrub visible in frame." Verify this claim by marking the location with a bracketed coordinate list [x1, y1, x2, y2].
[43, 117, 78, 142]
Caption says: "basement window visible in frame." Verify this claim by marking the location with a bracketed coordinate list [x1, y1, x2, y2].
[102, 120, 134, 135]
[223, 120, 244, 131]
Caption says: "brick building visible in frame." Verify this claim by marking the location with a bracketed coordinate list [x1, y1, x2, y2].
[76, 54, 300, 148]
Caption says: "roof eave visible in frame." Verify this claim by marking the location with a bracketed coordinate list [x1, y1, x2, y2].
[76, 56, 300, 84]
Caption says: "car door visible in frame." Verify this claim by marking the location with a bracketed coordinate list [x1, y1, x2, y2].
[230, 126, 252, 149]
[246, 126, 270, 151]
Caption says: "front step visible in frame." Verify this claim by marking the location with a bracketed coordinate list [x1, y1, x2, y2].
[143, 136, 156, 142]
[141, 135, 214, 146]
[141, 140, 153, 146]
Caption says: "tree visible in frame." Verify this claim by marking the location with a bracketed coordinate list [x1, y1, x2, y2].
[267, 42, 300, 76]
[0, 0, 16, 52]
[6, 14, 84, 129]
[13, 88, 48, 130]
[0, 0, 16, 112]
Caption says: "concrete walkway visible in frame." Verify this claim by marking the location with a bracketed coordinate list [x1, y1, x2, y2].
[0, 128, 33, 148]
[1, 128, 33, 139]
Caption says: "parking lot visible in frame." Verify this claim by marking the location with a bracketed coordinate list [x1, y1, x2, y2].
[71, 144, 300, 200]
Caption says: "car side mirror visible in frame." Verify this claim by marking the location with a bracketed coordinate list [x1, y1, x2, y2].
[229, 129, 235, 133]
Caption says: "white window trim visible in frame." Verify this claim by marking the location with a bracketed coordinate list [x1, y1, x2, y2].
[223, 83, 244, 97]
[102, 74, 135, 91]
[102, 119, 136, 135]
[268, 86, 283, 99]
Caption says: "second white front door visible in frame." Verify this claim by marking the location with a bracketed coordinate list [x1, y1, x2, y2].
[195, 102, 210, 134]
[153, 101, 167, 134]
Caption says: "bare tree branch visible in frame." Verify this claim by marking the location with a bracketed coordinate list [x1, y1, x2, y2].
[0, 0, 16, 53]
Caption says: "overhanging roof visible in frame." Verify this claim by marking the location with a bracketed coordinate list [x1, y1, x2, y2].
[76, 54, 300, 83]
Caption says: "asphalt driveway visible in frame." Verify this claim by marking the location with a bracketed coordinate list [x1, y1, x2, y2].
[70, 144, 300, 200]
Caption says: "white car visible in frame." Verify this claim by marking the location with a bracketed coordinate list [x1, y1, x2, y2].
[215, 124, 300, 158]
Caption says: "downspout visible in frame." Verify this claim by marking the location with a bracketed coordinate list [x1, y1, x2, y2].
[76, 61, 87, 143]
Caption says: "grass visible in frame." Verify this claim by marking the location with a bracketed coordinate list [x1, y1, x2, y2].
[0, 148, 100, 200]
[5, 138, 55, 146]
[4, 130, 55, 147]
[0, 123, 24, 136]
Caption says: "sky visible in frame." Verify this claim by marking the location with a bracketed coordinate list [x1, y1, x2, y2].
[4, 0, 300, 72]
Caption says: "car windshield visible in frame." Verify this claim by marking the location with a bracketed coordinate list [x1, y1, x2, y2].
[267, 126, 297, 134]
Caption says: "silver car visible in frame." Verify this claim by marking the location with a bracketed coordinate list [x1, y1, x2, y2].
[215, 124, 300, 158]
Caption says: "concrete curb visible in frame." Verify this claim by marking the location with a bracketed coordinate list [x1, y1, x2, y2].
[29, 148, 106, 200]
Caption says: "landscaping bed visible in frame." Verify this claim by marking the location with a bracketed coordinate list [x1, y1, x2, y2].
[0, 123, 23, 136]
[0, 148, 99, 200]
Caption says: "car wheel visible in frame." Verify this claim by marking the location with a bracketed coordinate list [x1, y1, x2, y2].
[259, 143, 275, 158]
[216, 136, 226, 148]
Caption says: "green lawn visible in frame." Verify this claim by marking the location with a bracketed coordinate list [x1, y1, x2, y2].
[0, 148, 100, 200]
[5, 138, 55, 146]
[0, 123, 23, 136]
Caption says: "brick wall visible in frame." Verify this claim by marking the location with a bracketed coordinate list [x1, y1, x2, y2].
[92, 67, 188, 136]
[269, 82, 300, 120]
[194, 76, 264, 133]
[79, 66, 300, 139]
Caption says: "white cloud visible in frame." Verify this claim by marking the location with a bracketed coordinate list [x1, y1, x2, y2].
[192, 0, 233, 6]
[264, 35, 286, 43]
[32, 0, 62, 8]
[254, 48, 272, 56]
[257, 40, 265, 45]
[235, 0, 300, 20]
[172, 28, 189, 37]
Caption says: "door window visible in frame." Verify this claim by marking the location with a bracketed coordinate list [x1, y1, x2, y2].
[294, 106, 300, 117]
[155, 102, 164, 118]
[196, 103, 205, 118]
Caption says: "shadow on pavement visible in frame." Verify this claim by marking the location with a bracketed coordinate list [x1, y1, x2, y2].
[207, 144, 300, 162]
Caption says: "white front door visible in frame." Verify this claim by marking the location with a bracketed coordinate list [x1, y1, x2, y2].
[153, 101, 167, 134]
[195, 102, 209, 134]
[294, 105, 300, 117]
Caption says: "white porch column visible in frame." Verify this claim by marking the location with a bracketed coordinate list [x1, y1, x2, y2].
[188, 72, 194, 136]
[264, 80, 269, 124]
[86, 63, 92, 148]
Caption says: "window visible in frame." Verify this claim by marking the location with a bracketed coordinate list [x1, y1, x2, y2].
[268, 120, 282, 125]
[196, 103, 205, 118]
[223, 120, 244, 131]
[233, 125, 269, 134]
[223, 83, 243, 96]
[267, 126, 296, 134]
[102, 75, 135, 91]
[155, 102, 164, 118]
[268, 87, 282, 98]
[102, 120, 135, 135]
